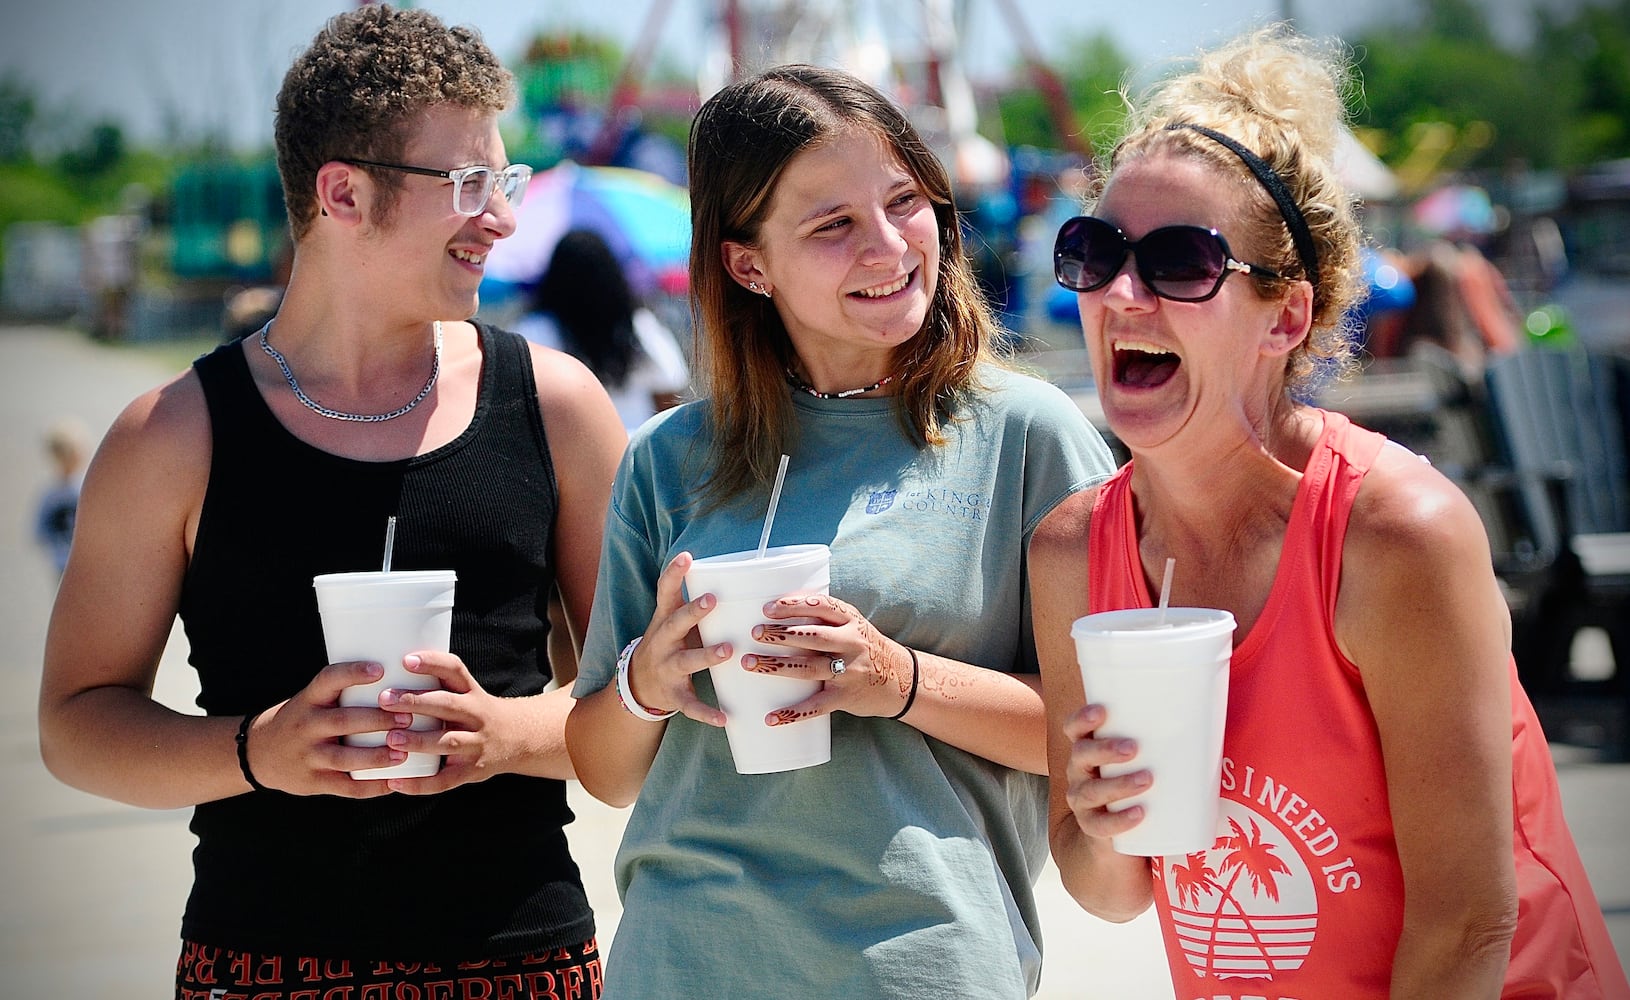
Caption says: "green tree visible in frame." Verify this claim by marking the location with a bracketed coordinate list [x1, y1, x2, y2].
[0, 75, 35, 163]
[1351, 0, 1551, 173]
[995, 32, 1131, 157]
[1350, 0, 1630, 174]
[1532, 0, 1630, 164]
[57, 121, 127, 176]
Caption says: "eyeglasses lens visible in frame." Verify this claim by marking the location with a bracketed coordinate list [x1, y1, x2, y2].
[453, 165, 531, 216]
[499, 165, 530, 208]
[1054, 218, 1229, 302]
[454, 168, 494, 216]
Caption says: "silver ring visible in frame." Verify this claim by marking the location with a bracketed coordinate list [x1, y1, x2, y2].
[829, 656, 846, 676]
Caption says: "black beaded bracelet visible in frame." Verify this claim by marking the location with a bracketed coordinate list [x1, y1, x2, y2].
[890, 646, 920, 720]
[235, 711, 269, 793]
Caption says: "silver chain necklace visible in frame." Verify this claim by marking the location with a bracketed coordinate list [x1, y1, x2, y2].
[258, 320, 443, 423]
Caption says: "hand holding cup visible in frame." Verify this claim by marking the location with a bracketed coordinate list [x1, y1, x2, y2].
[313, 569, 457, 780]
[743, 592, 914, 722]
[239, 661, 415, 798]
[1070, 607, 1235, 856]
[1059, 701, 1156, 843]
[616, 551, 733, 728]
[684, 543, 834, 773]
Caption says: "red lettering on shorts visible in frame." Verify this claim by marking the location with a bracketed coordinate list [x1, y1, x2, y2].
[191, 944, 220, 985]
[523, 971, 559, 1000]
[254, 955, 285, 984]
[322, 960, 354, 980]
[491, 975, 522, 1000]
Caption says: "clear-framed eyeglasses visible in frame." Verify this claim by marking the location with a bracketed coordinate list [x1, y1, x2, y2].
[338, 157, 532, 216]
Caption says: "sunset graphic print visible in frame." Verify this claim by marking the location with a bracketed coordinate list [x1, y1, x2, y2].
[1151, 755, 1385, 998]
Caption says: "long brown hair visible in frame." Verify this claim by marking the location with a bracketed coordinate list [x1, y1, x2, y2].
[687, 64, 1003, 505]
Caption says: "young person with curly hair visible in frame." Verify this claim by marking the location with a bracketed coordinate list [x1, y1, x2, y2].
[39, 6, 626, 996]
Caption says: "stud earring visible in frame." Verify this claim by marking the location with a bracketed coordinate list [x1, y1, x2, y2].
[748, 282, 771, 298]
[748, 282, 760, 294]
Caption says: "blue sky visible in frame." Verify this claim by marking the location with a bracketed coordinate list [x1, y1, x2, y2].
[2, 0, 1544, 151]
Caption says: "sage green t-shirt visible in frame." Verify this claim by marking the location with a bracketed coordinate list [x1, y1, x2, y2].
[574, 365, 1116, 998]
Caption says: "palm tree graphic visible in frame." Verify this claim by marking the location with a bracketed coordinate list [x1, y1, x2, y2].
[1170, 816, 1294, 976]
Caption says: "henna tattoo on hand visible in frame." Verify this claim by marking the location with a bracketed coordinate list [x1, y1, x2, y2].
[854, 618, 914, 698]
[754, 623, 821, 644]
[743, 654, 787, 674]
[770, 706, 820, 725]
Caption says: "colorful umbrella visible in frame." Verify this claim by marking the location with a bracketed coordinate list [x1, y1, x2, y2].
[1411, 184, 1499, 237]
[483, 160, 692, 297]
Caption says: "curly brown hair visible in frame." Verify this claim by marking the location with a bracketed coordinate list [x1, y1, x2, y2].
[274, 4, 514, 240]
[687, 64, 1006, 506]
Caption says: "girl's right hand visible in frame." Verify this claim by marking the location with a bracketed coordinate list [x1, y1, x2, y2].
[624, 551, 731, 728]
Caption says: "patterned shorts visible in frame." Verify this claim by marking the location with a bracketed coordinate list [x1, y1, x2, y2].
[174, 936, 602, 1000]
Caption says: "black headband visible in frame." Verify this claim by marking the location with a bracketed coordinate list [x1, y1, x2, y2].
[1164, 123, 1319, 288]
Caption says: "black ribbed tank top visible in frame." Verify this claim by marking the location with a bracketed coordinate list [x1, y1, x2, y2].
[178, 323, 593, 957]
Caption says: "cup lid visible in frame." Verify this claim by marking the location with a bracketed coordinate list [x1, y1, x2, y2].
[313, 569, 458, 588]
[1070, 607, 1235, 639]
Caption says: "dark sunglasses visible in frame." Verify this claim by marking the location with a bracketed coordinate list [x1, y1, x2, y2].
[1053, 215, 1282, 303]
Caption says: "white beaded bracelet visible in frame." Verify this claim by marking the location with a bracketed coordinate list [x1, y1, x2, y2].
[615, 636, 676, 722]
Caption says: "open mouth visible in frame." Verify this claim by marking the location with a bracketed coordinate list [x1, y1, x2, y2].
[450, 248, 486, 266]
[852, 269, 914, 299]
[1113, 340, 1181, 389]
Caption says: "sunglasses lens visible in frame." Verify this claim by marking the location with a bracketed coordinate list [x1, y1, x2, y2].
[1140, 227, 1228, 301]
[1054, 217, 1126, 292]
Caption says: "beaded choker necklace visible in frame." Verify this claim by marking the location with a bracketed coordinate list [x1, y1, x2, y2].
[784, 368, 896, 400]
[259, 320, 443, 423]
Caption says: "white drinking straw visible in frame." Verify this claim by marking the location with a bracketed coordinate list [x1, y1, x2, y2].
[1156, 557, 1175, 625]
[756, 454, 791, 559]
[382, 516, 398, 573]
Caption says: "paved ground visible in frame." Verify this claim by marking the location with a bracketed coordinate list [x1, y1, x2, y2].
[1, 323, 1624, 998]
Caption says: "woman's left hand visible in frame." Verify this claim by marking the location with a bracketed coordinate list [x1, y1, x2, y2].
[743, 593, 913, 723]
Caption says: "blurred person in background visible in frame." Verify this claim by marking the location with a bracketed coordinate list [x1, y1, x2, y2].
[33, 417, 90, 581]
[81, 212, 141, 341]
[519, 228, 690, 430]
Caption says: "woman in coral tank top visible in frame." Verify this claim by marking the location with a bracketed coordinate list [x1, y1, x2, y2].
[1030, 25, 1629, 1000]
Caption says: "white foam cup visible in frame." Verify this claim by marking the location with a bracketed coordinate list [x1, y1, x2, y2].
[684, 544, 832, 774]
[1070, 607, 1235, 856]
[313, 569, 457, 780]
